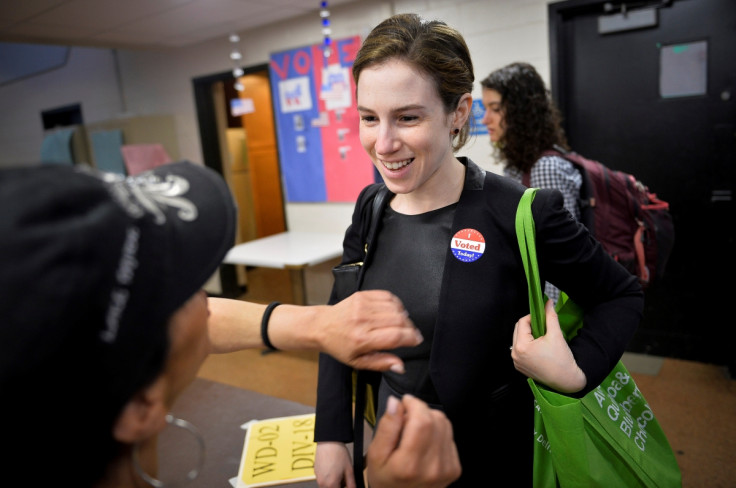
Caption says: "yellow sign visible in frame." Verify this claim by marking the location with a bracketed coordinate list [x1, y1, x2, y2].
[236, 413, 316, 487]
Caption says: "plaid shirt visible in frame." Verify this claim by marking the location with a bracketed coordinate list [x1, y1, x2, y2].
[505, 154, 582, 220]
[505, 154, 583, 302]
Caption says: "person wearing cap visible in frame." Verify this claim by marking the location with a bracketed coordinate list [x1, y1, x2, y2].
[0, 161, 460, 488]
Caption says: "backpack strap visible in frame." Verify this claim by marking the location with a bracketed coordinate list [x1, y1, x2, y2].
[540, 146, 597, 233]
[522, 171, 531, 187]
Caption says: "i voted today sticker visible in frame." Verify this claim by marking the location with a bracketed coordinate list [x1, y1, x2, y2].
[450, 228, 485, 263]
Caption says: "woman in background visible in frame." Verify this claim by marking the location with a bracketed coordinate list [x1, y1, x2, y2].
[480, 61, 583, 303]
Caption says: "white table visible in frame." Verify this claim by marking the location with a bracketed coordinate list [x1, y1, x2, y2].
[223, 231, 344, 305]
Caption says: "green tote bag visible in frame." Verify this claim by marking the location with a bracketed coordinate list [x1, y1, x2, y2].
[515, 188, 682, 488]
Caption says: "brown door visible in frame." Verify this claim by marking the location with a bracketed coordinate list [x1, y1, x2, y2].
[238, 71, 286, 238]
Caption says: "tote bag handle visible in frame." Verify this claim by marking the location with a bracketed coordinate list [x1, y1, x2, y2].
[515, 187, 547, 339]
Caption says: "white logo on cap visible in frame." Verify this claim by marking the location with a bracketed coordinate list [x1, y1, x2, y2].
[101, 226, 140, 344]
[116, 226, 139, 285]
[103, 173, 198, 225]
[102, 288, 129, 344]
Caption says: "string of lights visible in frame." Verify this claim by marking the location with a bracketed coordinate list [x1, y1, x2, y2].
[229, 32, 244, 91]
[320, 1, 331, 58]
[229, 2, 330, 91]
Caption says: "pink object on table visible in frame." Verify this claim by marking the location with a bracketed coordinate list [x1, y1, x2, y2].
[121, 143, 172, 175]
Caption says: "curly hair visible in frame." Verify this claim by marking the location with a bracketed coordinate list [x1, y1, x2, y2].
[352, 13, 475, 152]
[480, 62, 568, 173]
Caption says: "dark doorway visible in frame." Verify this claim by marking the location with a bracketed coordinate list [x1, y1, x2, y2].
[549, 0, 735, 372]
[41, 102, 83, 130]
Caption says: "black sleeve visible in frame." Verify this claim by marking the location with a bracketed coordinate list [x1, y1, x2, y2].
[314, 352, 356, 442]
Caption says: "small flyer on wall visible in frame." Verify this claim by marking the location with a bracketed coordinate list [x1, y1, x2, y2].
[236, 413, 316, 487]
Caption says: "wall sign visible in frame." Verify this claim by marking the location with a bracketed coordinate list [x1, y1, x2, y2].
[269, 36, 376, 202]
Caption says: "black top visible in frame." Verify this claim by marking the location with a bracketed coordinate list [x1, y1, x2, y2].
[362, 202, 456, 404]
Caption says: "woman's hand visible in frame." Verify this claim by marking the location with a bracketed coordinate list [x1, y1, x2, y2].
[315, 442, 356, 488]
[510, 299, 587, 393]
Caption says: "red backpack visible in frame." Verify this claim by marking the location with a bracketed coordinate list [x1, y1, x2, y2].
[527, 146, 675, 288]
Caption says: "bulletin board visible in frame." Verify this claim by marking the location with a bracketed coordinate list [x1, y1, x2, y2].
[269, 36, 376, 202]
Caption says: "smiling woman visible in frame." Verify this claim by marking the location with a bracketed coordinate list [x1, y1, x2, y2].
[314, 12, 645, 488]
[354, 59, 471, 213]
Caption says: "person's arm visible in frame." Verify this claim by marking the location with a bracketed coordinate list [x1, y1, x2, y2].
[366, 395, 462, 488]
[514, 189, 643, 395]
[510, 299, 587, 393]
[207, 290, 422, 372]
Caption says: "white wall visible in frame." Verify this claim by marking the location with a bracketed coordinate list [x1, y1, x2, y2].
[0, 47, 122, 164]
[0, 0, 557, 235]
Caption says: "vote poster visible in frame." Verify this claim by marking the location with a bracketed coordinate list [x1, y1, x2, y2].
[269, 36, 376, 202]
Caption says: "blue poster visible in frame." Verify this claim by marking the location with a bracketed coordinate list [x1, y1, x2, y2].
[470, 99, 489, 136]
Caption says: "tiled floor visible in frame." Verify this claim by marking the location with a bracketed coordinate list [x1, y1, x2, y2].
[198, 267, 736, 488]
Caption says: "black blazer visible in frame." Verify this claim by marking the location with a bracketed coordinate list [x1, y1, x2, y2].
[315, 158, 643, 486]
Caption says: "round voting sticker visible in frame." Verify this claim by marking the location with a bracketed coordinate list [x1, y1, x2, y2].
[451, 228, 485, 262]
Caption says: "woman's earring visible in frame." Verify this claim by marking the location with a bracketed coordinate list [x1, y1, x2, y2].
[453, 128, 460, 135]
[132, 414, 205, 487]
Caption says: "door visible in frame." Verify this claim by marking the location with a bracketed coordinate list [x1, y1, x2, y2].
[237, 71, 286, 238]
[549, 0, 735, 371]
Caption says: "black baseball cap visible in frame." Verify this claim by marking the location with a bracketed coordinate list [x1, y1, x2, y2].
[0, 160, 237, 427]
